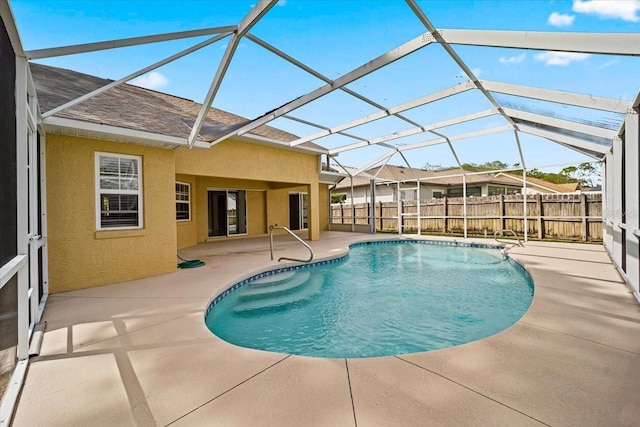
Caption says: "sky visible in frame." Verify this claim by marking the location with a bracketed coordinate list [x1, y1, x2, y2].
[9, 0, 640, 173]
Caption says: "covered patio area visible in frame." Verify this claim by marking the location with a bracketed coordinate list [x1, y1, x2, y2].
[12, 232, 640, 426]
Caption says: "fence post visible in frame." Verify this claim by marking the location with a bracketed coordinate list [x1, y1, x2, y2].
[341, 203, 344, 224]
[581, 193, 588, 242]
[537, 193, 543, 239]
[379, 201, 383, 231]
[499, 194, 505, 231]
[443, 197, 448, 233]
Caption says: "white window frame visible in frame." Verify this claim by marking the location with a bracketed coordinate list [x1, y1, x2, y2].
[95, 152, 143, 230]
[175, 181, 191, 222]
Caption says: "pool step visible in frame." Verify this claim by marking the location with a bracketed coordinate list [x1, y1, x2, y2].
[233, 273, 324, 314]
[239, 271, 311, 301]
[250, 270, 297, 286]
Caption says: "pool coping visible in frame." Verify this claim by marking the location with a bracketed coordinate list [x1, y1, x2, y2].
[12, 232, 640, 426]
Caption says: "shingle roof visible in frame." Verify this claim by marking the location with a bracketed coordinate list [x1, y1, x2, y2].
[335, 165, 518, 189]
[30, 63, 324, 150]
[495, 173, 580, 193]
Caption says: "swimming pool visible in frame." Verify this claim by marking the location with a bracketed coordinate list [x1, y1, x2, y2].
[205, 240, 533, 358]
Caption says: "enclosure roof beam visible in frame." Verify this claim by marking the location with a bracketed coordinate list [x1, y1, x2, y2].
[282, 115, 368, 142]
[405, 0, 519, 132]
[1, 1, 25, 56]
[353, 149, 399, 177]
[398, 124, 513, 152]
[438, 29, 640, 56]
[187, 0, 277, 148]
[25, 25, 237, 59]
[293, 81, 474, 147]
[247, 33, 430, 136]
[42, 32, 231, 119]
[554, 142, 604, 161]
[329, 108, 498, 155]
[517, 124, 609, 156]
[513, 130, 526, 170]
[503, 107, 618, 140]
[633, 89, 640, 111]
[330, 156, 353, 178]
[482, 80, 632, 114]
[205, 31, 437, 147]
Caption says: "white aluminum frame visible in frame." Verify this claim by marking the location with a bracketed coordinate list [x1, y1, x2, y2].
[4, 0, 640, 423]
[0, 3, 48, 424]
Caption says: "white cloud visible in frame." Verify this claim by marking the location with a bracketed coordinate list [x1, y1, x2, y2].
[277, 0, 287, 6]
[548, 12, 575, 26]
[573, 0, 640, 22]
[534, 51, 590, 66]
[471, 68, 482, 77]
[499, 53, 526, 64]
[130, 71, 168, 90]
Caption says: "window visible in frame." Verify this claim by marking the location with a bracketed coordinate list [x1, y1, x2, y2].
[175, 182, 190, 221]
[95, 153, 142, 230]
[488, 186, 506, 196]
[432, 191, 443, 199]
[448, 186, 481, 197]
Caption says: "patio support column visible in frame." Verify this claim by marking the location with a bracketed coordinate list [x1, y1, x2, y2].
[307, 182, 320, 241]
[350, 176, 355, 232]
[623, 111, 639, 297]
[397, 181, 402, 235]
[370, 179, 376, 233]
[514, 130, 528, 242]
[417, 178, 421, 236]
[522, 168, 528, 242]
[463, 174, 468, 239]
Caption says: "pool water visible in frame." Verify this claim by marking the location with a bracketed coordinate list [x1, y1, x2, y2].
[205, 241, 533, 358]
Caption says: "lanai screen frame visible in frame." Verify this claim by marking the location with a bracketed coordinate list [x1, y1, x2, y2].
[2, 0, 640, 420]
[13, 1, 640, 296]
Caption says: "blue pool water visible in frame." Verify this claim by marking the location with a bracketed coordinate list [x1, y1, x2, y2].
[205, 241, 533, 358]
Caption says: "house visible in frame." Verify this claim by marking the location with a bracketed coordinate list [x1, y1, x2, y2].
[32, 63, 338, 293]
[493, 172, 581, 193]
[332, 164, 581, 203]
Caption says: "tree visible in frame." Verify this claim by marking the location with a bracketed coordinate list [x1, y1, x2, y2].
[460, 160, 510, 172]
[331, 193, 346, 204]
[560, 162, 601, 188]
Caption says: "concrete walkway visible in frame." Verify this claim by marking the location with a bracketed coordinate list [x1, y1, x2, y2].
[12, 232, 640, 426]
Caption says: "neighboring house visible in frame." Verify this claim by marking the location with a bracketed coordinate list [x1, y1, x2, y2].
[32, 64, 337, 293]
[493, 172, 580, 194]
[333, 164, 579, 203]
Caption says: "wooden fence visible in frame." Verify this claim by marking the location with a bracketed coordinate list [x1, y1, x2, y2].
[330, 193, 603, 242]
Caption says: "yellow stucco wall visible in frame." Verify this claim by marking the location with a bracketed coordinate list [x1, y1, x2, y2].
[319, 184, 329, 230]
[176, 139, 328, 243]
[175, 139, 319, 184]
[46, 134, 177, 293]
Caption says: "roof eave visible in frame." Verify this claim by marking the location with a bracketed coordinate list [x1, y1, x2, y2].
[42, 116, 210, 149]
[234, 133, 328, 155]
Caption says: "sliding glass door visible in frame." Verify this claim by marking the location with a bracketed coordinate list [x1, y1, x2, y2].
[208, 189, 247, 237]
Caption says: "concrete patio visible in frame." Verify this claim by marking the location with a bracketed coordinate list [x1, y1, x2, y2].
[11, 232, 640, 426]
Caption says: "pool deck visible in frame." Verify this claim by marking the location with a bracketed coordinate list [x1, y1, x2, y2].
[12, 231, 640, 426]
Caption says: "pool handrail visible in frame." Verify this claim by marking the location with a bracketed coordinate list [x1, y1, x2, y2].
[269, 225, 314, 263]
[494, 229, 524, 253]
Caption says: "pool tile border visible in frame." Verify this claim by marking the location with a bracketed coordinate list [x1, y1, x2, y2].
[204, 238, 523, 318]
